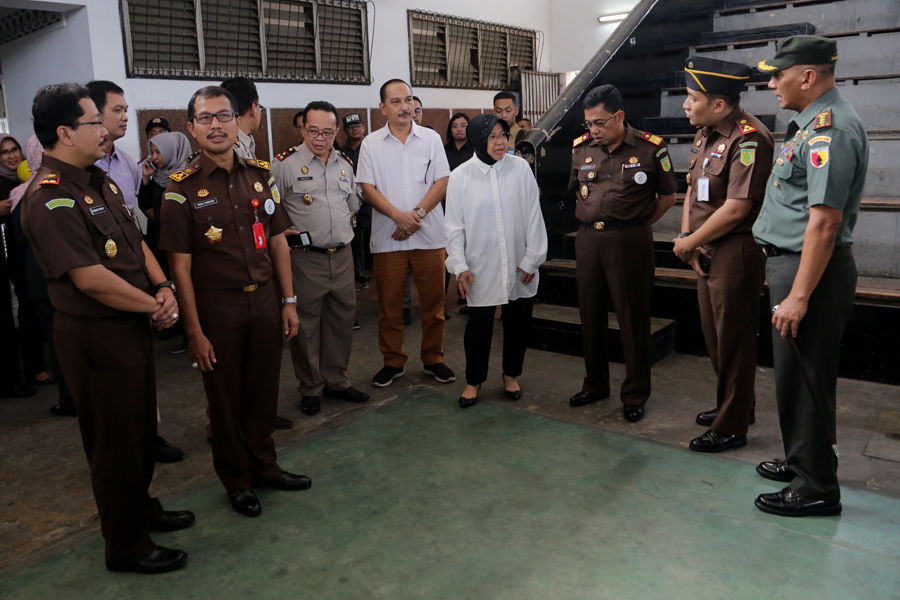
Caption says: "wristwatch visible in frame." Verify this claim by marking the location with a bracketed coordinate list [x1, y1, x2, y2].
[152, 280, 176, 295]
[282, 296, 298, 305]
[415, 207, 427, 219]
[677, 232, 691, 238]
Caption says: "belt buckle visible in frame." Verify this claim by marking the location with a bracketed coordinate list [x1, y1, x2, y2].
[243, 284, 259, 292]
[762, 246, 772, 258]
[593, 221, 605, 231]
[326, 248, 337, 255]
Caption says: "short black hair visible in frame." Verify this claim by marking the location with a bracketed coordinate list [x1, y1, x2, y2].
[583, 84, 624, 115]
[493, 91, 518, 107]
[86, 80, 124, 113]
[413, 96, 423, 107]
[293, 110, 305, 127]
[32, 83, 92, 149]
[220, 77, 258, 116]
[187, 86, 239, 122]
[517, 118, 532, 125]
[446, 112, 470, 139]
[302, 101, 340, 127]
[380, 78, 411, 103]
[704, 92, 741, 109]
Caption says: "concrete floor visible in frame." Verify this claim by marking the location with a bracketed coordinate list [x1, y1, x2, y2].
[1, 281, 899, 593]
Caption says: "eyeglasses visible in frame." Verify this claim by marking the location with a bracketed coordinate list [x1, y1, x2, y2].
[451, 123, 467, 130]
[75, 120, 105, 130]
[306, 128, 335, 140]
[0, 147, 22, 157]
[583, 110, 622, 130]
[192, 111, 237, 125]
[414, 109, 423, 115]
[488, 132, 510, 142]
[254, 102, 266, 111]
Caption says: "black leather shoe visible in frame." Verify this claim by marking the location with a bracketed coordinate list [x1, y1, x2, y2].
[696, 407, 755, 427]
[502, 374, 522, 401]
[258, 470, 312, 491]
[689, 429, 747, 453]
[756, 459, 796, 482]
[323, 386, 370, 403]
[1, 385, 37, 399]
[230, 489, 261, 517]
[300, 396, 321, 416]
[623, 404, 645, 422]
[155, 436, 184, 463]
[755, 486, 842, 517]
[403, 308, 412, 326]
[50, 403, 78, 417]
[148, 510, 195, 532]
[107, 546, 187, 574]
[459, 384, 480, 408]
[568, 391, 608, 407]
[274, 415, 294, 429]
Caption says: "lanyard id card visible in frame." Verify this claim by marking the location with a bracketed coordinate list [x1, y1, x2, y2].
[697, 158, 710, 202]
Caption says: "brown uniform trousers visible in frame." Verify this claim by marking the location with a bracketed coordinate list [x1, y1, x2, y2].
[196, 283, 283, 492]
[696, 235, 765, 435]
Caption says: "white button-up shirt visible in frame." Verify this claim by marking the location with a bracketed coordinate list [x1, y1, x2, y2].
[356, 122, 451, 254]
[444, 154, 548, 307]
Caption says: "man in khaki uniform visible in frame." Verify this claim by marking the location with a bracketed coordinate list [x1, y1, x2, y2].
[672, 56, 775, 453]
[273, 101, 370, 416]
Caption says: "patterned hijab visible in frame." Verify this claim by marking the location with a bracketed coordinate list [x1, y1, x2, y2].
[149, 132, 193, 187]
[9, 135, 43, 211]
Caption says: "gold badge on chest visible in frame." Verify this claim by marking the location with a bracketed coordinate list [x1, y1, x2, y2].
[580, 184, 589, 199]
[717, 143, 726, 153]
[696, 139, 702, 147]
[254, 182, 264, 193]
[197, 189, 209, 197]
[109, 183, 118, 195]
[584, 157, 593, 164]
[301, 166, 309, 174]
[205, 225, 223, 244]
[104, 239, 117, 258]
[303, 193, 313, 205]
[587, 171, 596, 180]
[629, 156, 638, 164]
[83, 196, 94, 205]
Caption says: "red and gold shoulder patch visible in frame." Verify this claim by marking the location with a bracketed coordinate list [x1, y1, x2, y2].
[275, 147, 297, 162]
[338, 150, 354, 167]
[641, 132, 663, 146]
[813, 110, 832, 130]
[573, 133, 589, 148]
[39, 173, 60, 187]
[247, 159, 271, 171]
[169, 169, 196, 182]
[740, 122, 758, 135]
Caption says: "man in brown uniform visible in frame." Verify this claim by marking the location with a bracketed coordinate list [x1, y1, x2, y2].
[673, 57, 775, 452]
[160, 86, 307, 518]
[22, 83, 191, 574]
[568, 84, 677, 422]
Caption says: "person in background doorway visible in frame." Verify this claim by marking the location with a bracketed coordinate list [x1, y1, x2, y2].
[145, 117, 171, 140]
[517, 118, 532, 132]
[221, 77, 262, 161]
[293, 110, 305, 144]
[88, 81, 141, 215]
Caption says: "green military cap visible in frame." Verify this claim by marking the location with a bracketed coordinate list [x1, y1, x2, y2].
[757, 35, 838, 73]
[685, 56, 752, 96]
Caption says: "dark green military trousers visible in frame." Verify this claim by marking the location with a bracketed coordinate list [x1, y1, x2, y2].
[766, 246, 856, 501]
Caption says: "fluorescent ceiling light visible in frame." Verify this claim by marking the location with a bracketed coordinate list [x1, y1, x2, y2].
[598, 13, 629, 22]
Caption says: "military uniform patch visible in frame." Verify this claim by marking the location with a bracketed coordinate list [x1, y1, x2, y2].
[276, 147, 297, 162]
[338, 150, 355, 167]
[740, 141, 757, 166]
[39, 174, 60, 187]
[808, 135, 831, 146]
[573, 133, 589, 148]
[641, 132, 662, 145]
[810, 147, 829, 168]
[169, 169, 195, 182]
[740, 122, 758, 135]
[45, 198, 75, 210]
[814, 110, 832, 130]
[660, 156, 672, 172]
[655, 148, 667, 158]
[165, 192, 187, 204]
[248, 159, 271, 170]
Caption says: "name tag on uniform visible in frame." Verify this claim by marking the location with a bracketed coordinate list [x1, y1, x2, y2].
[89, 206, 107, 216]
[194, 198, 218, 209]
[697, 177, 710, 202]
[298, 176, 313, 181]
[579, 165, 596, 170]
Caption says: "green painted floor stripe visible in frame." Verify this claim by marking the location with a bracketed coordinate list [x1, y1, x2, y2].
[2, 387, 899, 599]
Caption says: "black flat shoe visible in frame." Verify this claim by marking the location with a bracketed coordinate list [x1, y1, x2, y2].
[623, 404, 645, 422]
[155, 436, 184, 463]
[1, 385, 37, 399]
[501, 374, 522, 401]
[274, 415, 294, 430]
[107, 546, 187, 574]
[50, 403, 78, 417]
[323, 386, 370, 403]
[755, 486, 842, 517]
[756, 459, 797, 482]
[229, 489, 261, 517]
[459, 385, 480, 409]
[257, 470, 312, 491]
[148, 510, 195, 532]
[689, 429, 747, 453]
[696, 407, 755, 427]
[300, 396, 321, 416]
[568, 391, 608, 407]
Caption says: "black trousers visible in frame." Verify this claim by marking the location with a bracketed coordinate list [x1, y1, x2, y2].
[464, 297, 534, 386]
[32, 296, 74, 411]
[351, 225, 371, 281]
[0, 268, 19, 390]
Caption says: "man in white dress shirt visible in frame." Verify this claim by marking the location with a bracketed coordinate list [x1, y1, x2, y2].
[221, 77, 262, 160]
[357, 79, 456, 387]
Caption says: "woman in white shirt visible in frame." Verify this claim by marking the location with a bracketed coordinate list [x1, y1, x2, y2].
[444, 113, 548, 408]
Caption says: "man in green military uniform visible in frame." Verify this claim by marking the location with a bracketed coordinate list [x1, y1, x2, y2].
[752, 36, 868, 517]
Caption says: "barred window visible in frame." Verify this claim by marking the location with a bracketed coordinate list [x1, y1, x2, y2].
[408, 11, 536, 90]
[122, 0, 369, 83]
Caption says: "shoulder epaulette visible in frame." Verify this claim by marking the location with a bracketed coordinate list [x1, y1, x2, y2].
[739, 120, 758, 135]
[186, 150, 201, 163]
[275, 147, 297, 162]
[337, 150, 354, 167]
[169, 167, 198, 182]
[573, 133, 589, 148]
[813, 109, 832, 130]
[247, 159, 271, 171]
[39, 173, 60, 187]
[641, 132, 663, 146]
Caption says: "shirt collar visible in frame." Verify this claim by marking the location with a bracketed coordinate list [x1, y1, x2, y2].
[473, 154, 507, 175]
[792, 88, 842, 128]
[197, 149, 247, 174]
[588, 125, 637, 150]
[297, 142, 330, 167]
[382, 121, 423, 143]
[42, 154, 95, 188]
[709, 105, 743, 138]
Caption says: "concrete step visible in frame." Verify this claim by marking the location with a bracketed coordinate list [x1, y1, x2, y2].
[701, 22, 815, 45]
[691, 28, 900, 79]
[527, 304, 676, 364]
[714, 0, 900, 35]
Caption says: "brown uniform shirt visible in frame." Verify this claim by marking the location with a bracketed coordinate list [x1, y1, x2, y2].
[569, 125, 678, 223]
[21, 154, 152, 318]
[159, 151, 291, 290]
[687, 107, 775, 234]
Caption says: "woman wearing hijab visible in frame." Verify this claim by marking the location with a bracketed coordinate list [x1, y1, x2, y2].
[444, 113, 548, 408]
[139, 131, 193, 266]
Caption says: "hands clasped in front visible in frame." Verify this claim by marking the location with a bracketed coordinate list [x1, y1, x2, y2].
[672, 236, 710, 278]
[149, 287, 179, 329]
[391, 209, 422, 241]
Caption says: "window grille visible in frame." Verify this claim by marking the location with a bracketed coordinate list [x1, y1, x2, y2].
[0, 9, 63, 47]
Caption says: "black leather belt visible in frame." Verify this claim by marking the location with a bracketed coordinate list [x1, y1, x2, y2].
[580, 218, 646, 232]
[761, 244, 799, 257]
[302, 245, 348, 255]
